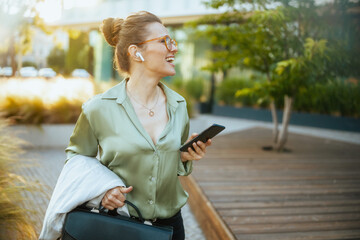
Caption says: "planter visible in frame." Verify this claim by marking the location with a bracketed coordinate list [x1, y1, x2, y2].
[197, 102, 212, 114]
[213, 105, 360, 132]
[7, 124, 75, 148]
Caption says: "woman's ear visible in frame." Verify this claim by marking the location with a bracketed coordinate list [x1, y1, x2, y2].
[128, 45, 143, 62]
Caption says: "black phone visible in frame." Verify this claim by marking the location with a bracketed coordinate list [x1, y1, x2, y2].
[180, 124, 225, 152]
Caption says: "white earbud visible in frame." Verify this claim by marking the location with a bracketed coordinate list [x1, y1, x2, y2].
[136, 52, 145, 62]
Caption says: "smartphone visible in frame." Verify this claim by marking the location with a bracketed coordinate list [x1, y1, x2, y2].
[180, 124, 225, 152]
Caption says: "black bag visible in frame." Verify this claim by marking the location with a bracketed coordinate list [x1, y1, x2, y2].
[62, 200, 173, 240]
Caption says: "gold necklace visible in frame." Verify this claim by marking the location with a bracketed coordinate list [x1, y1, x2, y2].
[127, 87, 160, 117]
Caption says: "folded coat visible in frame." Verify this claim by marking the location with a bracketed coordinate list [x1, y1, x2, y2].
[39, 155, 129, 240]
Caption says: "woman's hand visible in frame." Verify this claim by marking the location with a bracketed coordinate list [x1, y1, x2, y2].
[181, 133, 212, 162]
[101, 186, 133, 210]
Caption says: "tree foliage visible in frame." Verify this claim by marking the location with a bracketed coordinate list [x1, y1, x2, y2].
[0, 0, 51, 74]
[192, 0, 359, 89]
[65, 31, 93, 75]
[47, 46, 66, 74]
[189, 0, 360, 151]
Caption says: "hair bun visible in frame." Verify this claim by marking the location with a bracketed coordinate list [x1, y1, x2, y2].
[100, 17, 124, 47]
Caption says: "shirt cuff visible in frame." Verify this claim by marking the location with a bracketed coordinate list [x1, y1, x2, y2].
[177, 159, 193, 176]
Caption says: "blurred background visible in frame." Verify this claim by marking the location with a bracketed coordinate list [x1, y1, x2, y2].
[1, 0, 359, 125]
[0, 0, 359, 239]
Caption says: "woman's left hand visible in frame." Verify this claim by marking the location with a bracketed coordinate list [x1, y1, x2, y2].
[181, 133, 212, 162]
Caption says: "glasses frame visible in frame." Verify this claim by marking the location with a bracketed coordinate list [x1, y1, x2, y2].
[136, 35, 177, 51]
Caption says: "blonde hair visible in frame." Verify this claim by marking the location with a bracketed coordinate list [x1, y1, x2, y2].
[100, 11, 162, 75]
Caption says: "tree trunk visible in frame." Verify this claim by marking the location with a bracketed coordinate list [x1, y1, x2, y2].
[270, 101, 279, 144]
[275, 95, 293, 152]
[208, 71, 216, 113]
[265, 72, 279, 145]
[10, 34, 16, 77]
[18, 53, 22, 74]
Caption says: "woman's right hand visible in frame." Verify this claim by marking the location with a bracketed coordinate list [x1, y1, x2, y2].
[101, 186, 133, 210]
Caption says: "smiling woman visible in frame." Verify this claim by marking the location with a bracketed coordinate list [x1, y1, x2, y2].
[40, 11, 212, 240]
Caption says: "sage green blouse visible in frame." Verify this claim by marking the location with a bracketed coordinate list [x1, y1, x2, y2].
[65, 79, 192, 220]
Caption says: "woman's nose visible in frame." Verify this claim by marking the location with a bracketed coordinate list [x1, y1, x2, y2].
[171, 44, 178, 54]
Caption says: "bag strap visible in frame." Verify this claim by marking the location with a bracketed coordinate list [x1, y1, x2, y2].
[124, 200, 144, 223]
[98, 200, 145, 223]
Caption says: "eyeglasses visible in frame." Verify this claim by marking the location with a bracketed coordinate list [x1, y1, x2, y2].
[136, 35, 177, 51]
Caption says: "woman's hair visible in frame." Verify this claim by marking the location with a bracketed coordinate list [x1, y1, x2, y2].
[100, 11, 162, 75]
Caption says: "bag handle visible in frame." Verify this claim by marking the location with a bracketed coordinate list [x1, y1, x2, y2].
[124, 200, 145, 223]
[99, 200, 145, 223]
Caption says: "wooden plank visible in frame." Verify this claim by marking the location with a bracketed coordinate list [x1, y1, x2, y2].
[204, 188, 360, 196]
[223, 212, 360, 224]
[207, 193, 360, 203]
[230, 220, 360, 234]
[219, 205, 360, 216]
[212, 199, 360, 209]
[235, 229, 360, 240]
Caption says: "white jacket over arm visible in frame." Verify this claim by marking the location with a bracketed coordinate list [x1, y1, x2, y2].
[39, 155, 129, 240]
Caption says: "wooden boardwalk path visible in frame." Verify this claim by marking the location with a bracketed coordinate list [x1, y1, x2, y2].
[181, 127, 360, 240]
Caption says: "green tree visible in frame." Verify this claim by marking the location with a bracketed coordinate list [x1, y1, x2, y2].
[65, 30, 93, 75]
[0, 0, 50, 75]
[47, 46, 66, 74]
[190, 0, 359, 151]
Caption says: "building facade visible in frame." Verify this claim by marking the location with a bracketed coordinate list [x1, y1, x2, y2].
[52, 0, 225, 81]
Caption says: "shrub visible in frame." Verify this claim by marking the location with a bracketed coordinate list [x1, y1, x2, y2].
[166, 79, 194, 118]
[216, 77, 262, 106]
[294, 79, 360, 117]
[185, 78, 205, 102]
[0, 96, 47, 124]
[22, 61, 37, 68]
[0, 77, 94, 124]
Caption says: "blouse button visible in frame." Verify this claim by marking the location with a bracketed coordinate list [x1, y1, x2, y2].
[149, 200, 154, 205]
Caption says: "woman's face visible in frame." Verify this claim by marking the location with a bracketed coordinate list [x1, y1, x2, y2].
[139, 22, 178, 78]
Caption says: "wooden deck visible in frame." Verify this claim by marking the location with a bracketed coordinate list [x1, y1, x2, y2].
[180, 127, 360, 240]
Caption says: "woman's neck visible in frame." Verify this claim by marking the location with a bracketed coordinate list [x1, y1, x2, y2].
[126, 73, 160, 104]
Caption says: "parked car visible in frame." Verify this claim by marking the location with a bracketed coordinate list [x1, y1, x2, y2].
[19, 67, 38, 77]
[39, 68, 57, 78]
[1, 67, 13, 77]
[71, 69, 91, 78]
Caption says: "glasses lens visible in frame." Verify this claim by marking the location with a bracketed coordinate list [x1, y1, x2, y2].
[165, 36, 172, 50]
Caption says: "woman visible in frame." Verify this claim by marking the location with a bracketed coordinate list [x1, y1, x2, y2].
[65, 11, 211, 240]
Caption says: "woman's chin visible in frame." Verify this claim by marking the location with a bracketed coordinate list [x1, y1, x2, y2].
[163, 70, 176, 77]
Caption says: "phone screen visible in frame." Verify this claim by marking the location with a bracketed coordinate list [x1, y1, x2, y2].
[179, 124, 225, 152]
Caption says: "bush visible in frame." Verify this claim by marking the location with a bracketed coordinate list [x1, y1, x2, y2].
[0, 77, 94, 124]
[0, 119, 37, 239]
[22, 61, 37, 68]
[165, 78, 194, 118]
[294, 79, 360, 117]
[185, 78, 205, 102]
[47, 46, 66, 74]
[0, 96, 83, 124]
[216, 77, 263, 106]
[216, 75, 359, 118]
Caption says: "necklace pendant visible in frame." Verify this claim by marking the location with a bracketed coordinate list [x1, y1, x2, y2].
[149, 110, 154, 117]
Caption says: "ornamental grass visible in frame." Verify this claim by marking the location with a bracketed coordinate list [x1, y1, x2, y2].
[0, 77, 95, 124]
[0, 119, 37, 239]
